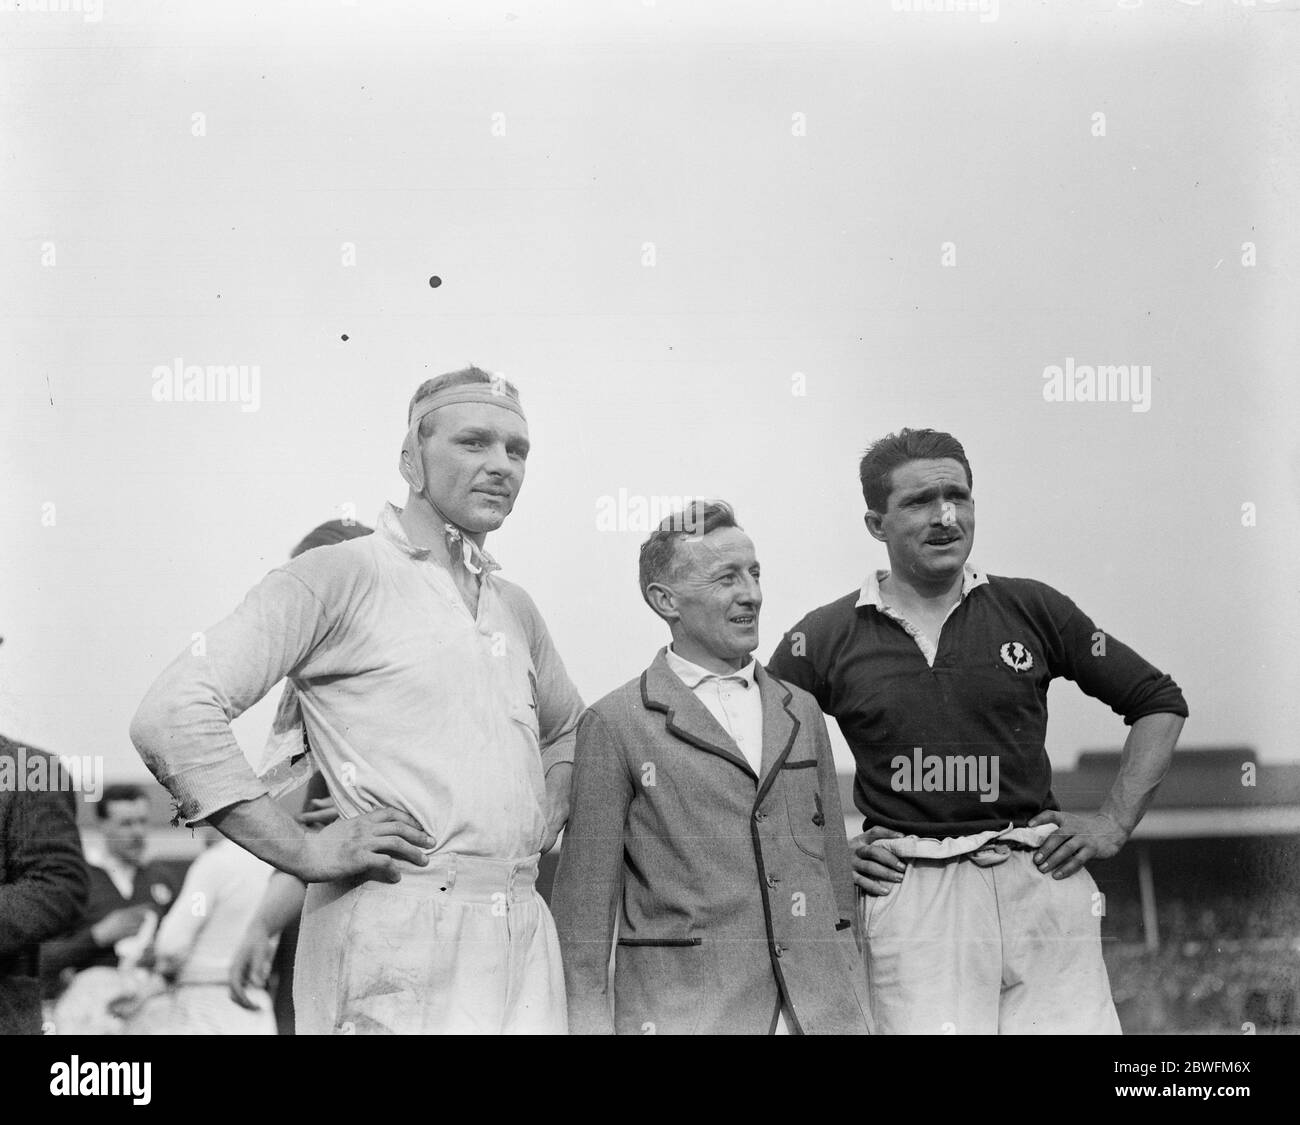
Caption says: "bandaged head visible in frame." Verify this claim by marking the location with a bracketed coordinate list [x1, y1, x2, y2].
[399, 375, 527, 494]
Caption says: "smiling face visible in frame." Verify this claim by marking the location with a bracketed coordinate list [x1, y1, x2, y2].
[866, 457, 974, 592]
[410, 401, 530, 534]
[647, 526, 762, 673]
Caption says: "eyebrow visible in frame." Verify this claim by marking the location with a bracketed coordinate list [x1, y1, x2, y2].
[454, 426, 530, 453]
[898, 483, 970, 503]
[707, 560, 761, 578]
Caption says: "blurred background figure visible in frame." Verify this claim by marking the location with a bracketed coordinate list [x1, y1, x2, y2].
[0, 727, 89, 1035]
[127, 827, 276, 1034]
[41, 783, 183, 1033]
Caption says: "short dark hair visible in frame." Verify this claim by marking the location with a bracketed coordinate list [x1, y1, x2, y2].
[858, 428, 973, 512]
[290, 519, 373, 559]
[638, 500, 741, 618]
[97, 783, 146, 820]
[408, 366, 522, 441]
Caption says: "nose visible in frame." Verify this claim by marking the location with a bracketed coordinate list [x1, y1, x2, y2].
[737, 572, 762, 607]
[483, 441, 514, 478]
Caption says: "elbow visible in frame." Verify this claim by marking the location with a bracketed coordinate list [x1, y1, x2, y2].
[129, 686, 178, 784]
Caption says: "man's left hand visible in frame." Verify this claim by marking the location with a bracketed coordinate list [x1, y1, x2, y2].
[541, 762, 573, 854]
[1027, 810, 1128, 878]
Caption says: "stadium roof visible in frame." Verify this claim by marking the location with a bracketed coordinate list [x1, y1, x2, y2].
[835, 748, 1300, 839]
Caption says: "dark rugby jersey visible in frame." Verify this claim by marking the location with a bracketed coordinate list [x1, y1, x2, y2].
[767, 573, 1188, 836]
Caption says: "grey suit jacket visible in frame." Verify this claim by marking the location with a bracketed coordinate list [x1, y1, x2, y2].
[551, 649, 869, 1035]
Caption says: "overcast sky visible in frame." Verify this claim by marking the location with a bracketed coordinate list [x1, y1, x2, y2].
[3, 0, 1297, 787]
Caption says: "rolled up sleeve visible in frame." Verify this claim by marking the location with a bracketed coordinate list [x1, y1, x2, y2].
[129, 570, 333, 826]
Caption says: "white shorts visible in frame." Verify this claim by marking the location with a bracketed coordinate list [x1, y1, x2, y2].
[295, 853, 566, 1035]
[860, 848, 1121, 1034]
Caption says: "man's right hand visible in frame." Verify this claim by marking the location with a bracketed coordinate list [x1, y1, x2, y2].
[850, 825, 907, 896]
[90, 906, 150, 947]
[228, 918, 275, 1010]
[292, 806, 433, 884]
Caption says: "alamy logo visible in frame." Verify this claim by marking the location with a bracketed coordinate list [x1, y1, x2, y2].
[999, 641, 1034, 673]
[151, 358, 261, 412]
[891, 748, 1000, 803]
[1041, 358, 1151, 413]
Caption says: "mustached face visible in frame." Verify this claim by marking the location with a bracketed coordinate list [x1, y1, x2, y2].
[407, 401, 530, 533]
[867, 457, 974, 588]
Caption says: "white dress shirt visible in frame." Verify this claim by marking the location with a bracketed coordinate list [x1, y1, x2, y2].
[664, 646, 765, 776]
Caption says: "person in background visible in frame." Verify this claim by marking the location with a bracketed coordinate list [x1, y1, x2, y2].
[41, 783, 183, 1015]
[228, 519, 374, 1034]
[129, 827, 277, 1034]
[0, 730, 88, 1035]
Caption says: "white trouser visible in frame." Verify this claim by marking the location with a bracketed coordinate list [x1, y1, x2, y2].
[295, 853, 566, 1035]
[861, 843, 1121, 1035]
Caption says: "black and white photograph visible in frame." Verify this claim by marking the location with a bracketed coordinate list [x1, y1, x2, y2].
[2, 0, 1297, 1100]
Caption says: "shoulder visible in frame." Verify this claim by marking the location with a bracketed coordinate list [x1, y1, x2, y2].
[981, 575, 1078, 617]
[783, 589, 863, 640]
[276, 535, 384, 602]
[586, 674, 647, 725]
[764, 673, 822, 719]
[494, 578, 542, 626]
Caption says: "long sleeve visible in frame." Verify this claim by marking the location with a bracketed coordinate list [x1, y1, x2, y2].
[549, 708, 634, 1035]
[0, 760, 88, 961]
[1037, 584, 1189, 724]
[501, 584, 585, 774]
[129, 568, 336, 825]
[151, 853, 214, 967]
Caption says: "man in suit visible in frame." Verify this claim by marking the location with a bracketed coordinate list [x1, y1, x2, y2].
[0, 734, 88, 1034]
[552, 501, 870, 1035]
[41, 783, 183, 998]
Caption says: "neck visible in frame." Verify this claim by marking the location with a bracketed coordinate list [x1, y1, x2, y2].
[669, 639, 750, 676]
[881, 563, 965, 612]
[400, 491, 487, 555]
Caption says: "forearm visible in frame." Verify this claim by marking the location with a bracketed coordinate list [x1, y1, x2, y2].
[253, 870, 309, 937]
[1100, 712, 1185, 834]
[206, 796, 314, 880]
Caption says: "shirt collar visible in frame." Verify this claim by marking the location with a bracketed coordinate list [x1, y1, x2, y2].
[855, 562, 988, 610]
[664, 645, 758, 690]
[377, 501, 501, 576]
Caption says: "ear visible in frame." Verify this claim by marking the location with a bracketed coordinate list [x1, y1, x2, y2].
[864, 509, 887, 544]
[644, 582, 678, 623]
[399, 437, 424, 492]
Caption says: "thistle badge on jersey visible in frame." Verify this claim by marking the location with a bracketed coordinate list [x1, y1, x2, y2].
[999, 641, 1034, 673]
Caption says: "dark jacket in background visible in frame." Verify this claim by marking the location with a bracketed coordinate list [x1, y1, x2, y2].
[0, 736, 89, 1034]
[40, 860, 183, 995]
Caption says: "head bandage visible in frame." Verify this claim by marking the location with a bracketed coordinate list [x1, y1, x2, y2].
[399, 383, 526, 492]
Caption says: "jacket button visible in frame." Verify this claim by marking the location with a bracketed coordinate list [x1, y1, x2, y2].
[773, 945, 785, 958]
[766, 873, 779, 888]
[812, 812, 825, 827]
[754, 811, 766, 822]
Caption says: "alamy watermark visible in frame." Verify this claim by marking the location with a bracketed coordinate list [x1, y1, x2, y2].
[891, 747, 1000, 803]
[0, 0, 102, 22]
[0, 748, 104, 802]
[891, 0, 998, 23]
[595, 490, 707, 534]
[151, 358, 260, 412]
[1041, 358, 1151, 413]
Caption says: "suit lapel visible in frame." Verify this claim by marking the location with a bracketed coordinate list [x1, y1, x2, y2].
[640, 649, 756, 780]
[755, 664, 800, 801]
